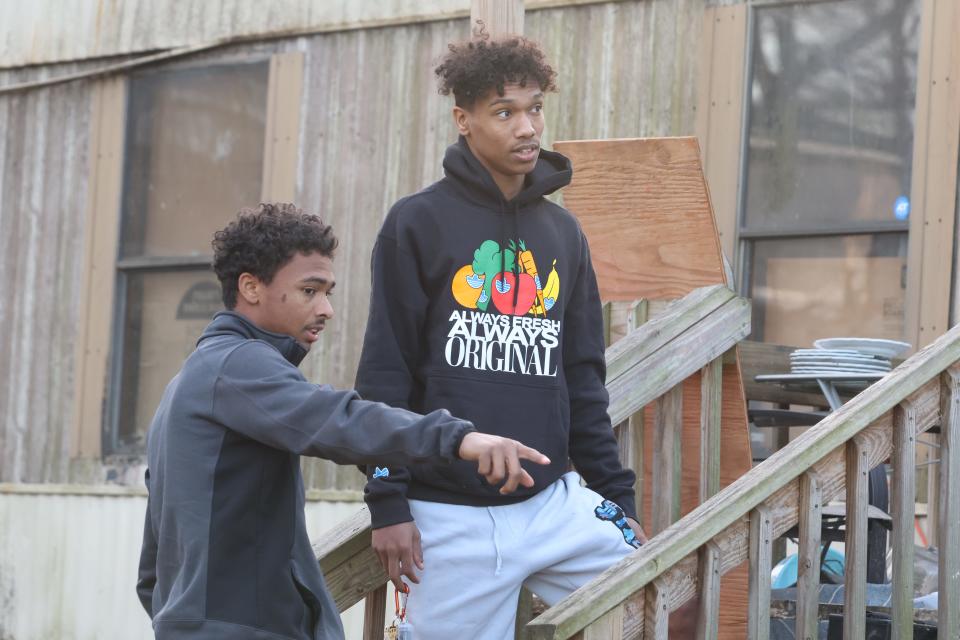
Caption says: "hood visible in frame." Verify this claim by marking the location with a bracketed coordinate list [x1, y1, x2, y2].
[198, 311, 308, 367]
[442, 135, 572, 209]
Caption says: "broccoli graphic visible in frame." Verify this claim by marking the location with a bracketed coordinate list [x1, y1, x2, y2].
[472, 240, 515, 312]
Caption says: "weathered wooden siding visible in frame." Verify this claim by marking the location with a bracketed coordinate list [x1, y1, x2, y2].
[0, 0, 709, 490]
[0, 74, 91, 483]
[0, 0, 641, 70]
[295, 0, 707, 490]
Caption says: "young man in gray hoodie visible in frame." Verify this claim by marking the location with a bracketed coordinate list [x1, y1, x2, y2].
[136, 203, 548, 640]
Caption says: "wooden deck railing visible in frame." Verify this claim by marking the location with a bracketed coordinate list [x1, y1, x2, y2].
[526, 322, 960, 639]
[312, 284, 751, 639]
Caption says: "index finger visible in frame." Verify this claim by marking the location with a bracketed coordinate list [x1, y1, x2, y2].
[516, 444, 550, 466]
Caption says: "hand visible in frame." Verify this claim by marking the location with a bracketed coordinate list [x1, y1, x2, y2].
[626, 517, 648, 545]
[458, 432, 551, 494]
[371, 521, 423, 590]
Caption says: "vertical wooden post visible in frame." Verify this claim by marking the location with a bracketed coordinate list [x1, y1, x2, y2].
[652, 385, 683, 534]
[891, 400, 918, 640]
[471, 0, 524, 39]
[700, 355, 723, 503]
[582, 604, 625, 640]
[940, 366, 960, 638]
[748, 505, 772, 640]
[515, 587, 535, 640]
[696, 541, 721, 640]
[362, 585, 388, 640]
[796, 472, 822, 640]
[844, 434, 870, 640]
[643, 579, 670, 640]
[627, 300, 648, 522]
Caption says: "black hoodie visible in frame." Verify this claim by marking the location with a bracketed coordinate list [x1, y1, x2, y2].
[356, 137, 637, 529]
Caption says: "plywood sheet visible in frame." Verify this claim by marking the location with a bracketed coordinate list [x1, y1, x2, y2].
[555, 136, 751, 639]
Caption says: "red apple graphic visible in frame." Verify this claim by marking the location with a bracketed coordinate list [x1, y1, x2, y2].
[491, 272, 538, 315]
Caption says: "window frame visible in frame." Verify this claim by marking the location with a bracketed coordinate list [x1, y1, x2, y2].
[73, 51, 304, 461]
[696, 0, 960, 351]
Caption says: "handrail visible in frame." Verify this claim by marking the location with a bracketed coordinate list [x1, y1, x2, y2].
[527, 322, 960, 639]
[312, 284, 752, 638]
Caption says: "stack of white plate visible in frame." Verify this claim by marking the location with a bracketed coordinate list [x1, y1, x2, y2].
[788, 338, 910, 376]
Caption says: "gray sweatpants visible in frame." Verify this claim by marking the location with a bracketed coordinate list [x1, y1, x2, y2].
[404, 472, 639, 640]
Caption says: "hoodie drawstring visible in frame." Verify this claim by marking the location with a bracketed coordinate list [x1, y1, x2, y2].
[487, 507, 503, 576]
[511, 202, 520, 311]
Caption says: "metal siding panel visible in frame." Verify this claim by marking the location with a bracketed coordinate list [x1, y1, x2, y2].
[0, 81, 90, 483]
[0, 490, 364, 639]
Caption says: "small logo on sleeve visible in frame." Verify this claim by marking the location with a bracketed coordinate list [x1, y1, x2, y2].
[373, 467, 390, 479]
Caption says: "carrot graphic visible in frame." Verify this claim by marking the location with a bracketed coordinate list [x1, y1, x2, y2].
[517, 240, 546, 316]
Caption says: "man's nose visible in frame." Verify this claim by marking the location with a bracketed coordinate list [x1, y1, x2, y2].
[516, 114, 536, 138]
[317, 296, 334, 320]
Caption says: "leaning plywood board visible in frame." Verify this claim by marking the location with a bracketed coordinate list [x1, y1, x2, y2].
[555, 137, 751, 639]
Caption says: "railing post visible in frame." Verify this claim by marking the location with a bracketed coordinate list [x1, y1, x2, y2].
[700, 356, 723, 503]
[748, 504, 772, 640]
[652, 384, 683, 534]
[627, 300, 649, 517]
[582, 604, 625, 640]
[891, 400, 918, 640]
[362, 585, 387, 640]
[695, 541, 721, 640]
[796, 471, 822, 640]
[844, 434, 870, 639]
[515, 587, 535, 640]
[940, 366, 960, 638]
[643, 578, 670, 640]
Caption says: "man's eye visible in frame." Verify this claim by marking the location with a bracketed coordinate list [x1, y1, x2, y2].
[532, 104, 543, 114]
[496, 110, 510, 119]
[303, 288, 316, 296]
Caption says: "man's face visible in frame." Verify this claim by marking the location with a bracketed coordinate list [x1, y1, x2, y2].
[456, 83, 545, 193]
[239, 251, 336, 351]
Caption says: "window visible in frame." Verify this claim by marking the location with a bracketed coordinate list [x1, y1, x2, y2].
[740, 0, 922, 345]
[106, 61, 270, 453]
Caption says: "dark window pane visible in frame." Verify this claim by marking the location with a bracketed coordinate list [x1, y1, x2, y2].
[120, 62, 269, 258]
[744, 0, 921, 233]
[749, 234, 907, 347]
[114, 271, 223, 450]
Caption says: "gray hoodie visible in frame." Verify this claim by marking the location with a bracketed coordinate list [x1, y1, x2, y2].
[137, 311, 474, 639]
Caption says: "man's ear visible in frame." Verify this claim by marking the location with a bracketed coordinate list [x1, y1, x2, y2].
[453, 105, 470, 137]
[237, 272, 261, 305]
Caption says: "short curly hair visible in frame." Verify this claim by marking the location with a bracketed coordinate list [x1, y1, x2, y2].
[435, 37, 557, 108]
[212, 203, 338, 309]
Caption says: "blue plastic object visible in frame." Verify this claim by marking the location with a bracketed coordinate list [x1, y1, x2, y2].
[770, 547, 846, 589]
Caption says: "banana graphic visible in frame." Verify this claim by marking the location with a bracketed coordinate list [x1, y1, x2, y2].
[531, 260, 559, 314]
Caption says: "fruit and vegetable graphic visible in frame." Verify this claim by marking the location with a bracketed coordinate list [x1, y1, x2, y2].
[532, 259, 559, 315]
[468, 240, 516, 312]
[491, 271, 538, 315]
[452, 239, 560, 316]
[451, 265, 485, 309]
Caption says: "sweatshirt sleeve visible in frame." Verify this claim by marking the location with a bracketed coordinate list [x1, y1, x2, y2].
[136, 470, 157, 618]
[564, 232, 638, 521]
[212, 341, 473, 466]
[355, 233, 427, 529]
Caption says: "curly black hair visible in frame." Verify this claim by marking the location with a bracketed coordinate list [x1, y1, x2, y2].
[435, 37, 557, 108]
[212, 202, 338, 309]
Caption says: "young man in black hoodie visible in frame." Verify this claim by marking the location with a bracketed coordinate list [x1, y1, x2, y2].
[136, 203, 549, 640]
[356, 39, 646, 638]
